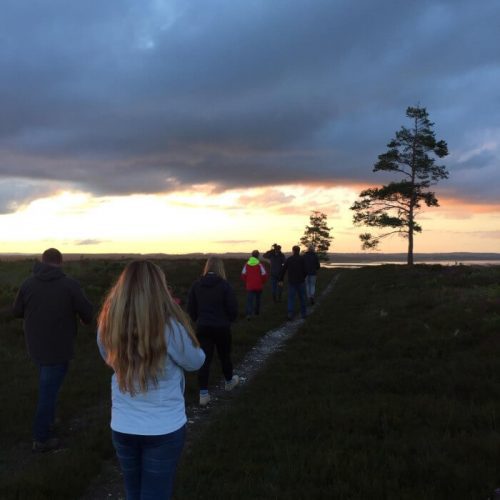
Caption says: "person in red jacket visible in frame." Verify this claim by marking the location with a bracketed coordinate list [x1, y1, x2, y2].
[241, 250, 268, 319]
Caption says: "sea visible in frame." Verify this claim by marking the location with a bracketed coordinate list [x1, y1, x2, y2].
[323, 259, 500, 269]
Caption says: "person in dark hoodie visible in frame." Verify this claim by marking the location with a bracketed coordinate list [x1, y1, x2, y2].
[12, 248, 94, 452]
[263, 243, 286, 303]
[279, 245, 307, 320]
[187, 256, 239, 406]
[303, 244, 321, 305]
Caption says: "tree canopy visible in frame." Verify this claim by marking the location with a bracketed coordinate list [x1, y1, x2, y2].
[300, 210, 333, 261]
[350, 106, 449, 265]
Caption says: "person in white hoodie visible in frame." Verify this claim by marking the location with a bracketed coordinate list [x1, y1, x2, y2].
[97, 260, 205, 500]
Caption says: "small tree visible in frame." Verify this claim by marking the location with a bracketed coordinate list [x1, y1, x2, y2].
[350, 106, 449, 265]
[300, 211, 333, 261]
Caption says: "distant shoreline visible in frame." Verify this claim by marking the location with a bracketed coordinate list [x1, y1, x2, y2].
[1, 251, 500, 263]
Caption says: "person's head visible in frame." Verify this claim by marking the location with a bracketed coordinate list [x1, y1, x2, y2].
[42, 248, 63, 266]
[203, 256, 226, 280]
[98, 260, 198, 395]
[276, 245, 281, 251]
[292, 245, 300, 255]
[251, 249, 259, 258]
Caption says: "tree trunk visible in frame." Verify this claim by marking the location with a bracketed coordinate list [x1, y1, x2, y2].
[407, 229, 414, 265]
[407, 196, 415, 266]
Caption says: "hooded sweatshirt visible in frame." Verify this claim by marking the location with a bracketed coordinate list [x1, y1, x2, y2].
[187, 272, 238, 328]
[241, 257, 268, 291]
[12, 261, 94, 364]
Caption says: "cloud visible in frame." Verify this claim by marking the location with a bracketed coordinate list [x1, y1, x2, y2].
[75, 239, 105, 246]
[213, 240, 256, 245]
[0, 0, 499, 210]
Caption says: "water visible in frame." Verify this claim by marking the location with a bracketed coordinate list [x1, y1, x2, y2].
[323, 260, 500, 269]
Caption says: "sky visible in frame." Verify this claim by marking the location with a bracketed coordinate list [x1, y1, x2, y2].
[1, 0, 499, 255]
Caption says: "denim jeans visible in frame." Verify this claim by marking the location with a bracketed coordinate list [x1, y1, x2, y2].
[112, 425, 186, 500]
[270, 276, 282, 301]
[287, 283, 307, 318]
[305, 274, 317, 298]
[246, 290, 262, 316]
[33, 362, 69, 442]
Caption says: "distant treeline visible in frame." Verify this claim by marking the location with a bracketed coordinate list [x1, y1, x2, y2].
[1, 251, 500, 262]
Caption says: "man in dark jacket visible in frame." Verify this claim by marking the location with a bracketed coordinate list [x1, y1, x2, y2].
[279, 245, 307, 320]
[12, 248, 93, 452]
[263, 243, 286, 303]
[303, 244, 321, 305]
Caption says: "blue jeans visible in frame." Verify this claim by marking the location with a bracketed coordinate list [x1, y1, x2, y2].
[270, 276, 282, 301]
[112, 425, 186, 500]
[305, 274, 317, 298]
[287, 283, 307, 319]
[33, 363, 68, 442]
[246, 290, 262, 316]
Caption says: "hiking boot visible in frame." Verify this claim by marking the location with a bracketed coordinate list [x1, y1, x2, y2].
[199, 393, 211, 406]
[32, 437, 60, 453]
[225, 375, 239, 391]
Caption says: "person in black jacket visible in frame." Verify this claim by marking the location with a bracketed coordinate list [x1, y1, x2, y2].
[263, 243, 286, 303]
[187, 256, 239, 406]
[12, 248, 94, 452]
[303, 244, 321, 305]
[279, 245, 307, 320]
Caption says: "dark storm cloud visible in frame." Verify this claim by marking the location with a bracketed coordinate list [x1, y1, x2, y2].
[0, 0, 499, 210]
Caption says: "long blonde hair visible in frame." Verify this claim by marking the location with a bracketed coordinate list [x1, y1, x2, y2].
[203, 256, 226, 280]
[98, 260, 199, 395]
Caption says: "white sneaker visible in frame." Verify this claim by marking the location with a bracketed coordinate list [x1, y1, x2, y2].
[225, 375, 240, 391]
[199, 393, 210, 406]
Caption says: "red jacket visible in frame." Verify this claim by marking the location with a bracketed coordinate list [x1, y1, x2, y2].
[241, 257, 268, 291]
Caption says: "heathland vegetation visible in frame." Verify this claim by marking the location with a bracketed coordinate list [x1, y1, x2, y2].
[1, 259, 500, 498]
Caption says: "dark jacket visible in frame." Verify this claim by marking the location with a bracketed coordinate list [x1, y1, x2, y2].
[12, 262, 94, 364]
[187, 273, 238, 328]
[303, 250, 321, 276]
[279, 254, 307, 285]
[263, 249, 286, 277]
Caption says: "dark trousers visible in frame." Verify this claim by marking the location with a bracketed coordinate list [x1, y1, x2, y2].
[270, 276, 282, 302]
[112, 425, 186, 500]
[288, 282, 307, 319]
[33, 362, 68, 442]
[246, 290, 262, 316]
[197, 325, 233, 390]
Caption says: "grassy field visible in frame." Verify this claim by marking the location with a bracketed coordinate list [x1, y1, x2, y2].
[174, 265, 500, 499]
[0, 256, 334, 499]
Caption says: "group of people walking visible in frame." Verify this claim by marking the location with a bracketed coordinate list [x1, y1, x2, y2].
[244, 243, 321, 320]
[12, 244, 321, 499]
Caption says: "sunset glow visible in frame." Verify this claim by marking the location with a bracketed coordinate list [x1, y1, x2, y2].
[1, 2, 499, 257]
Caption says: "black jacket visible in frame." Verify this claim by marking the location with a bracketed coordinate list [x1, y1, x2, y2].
[303, 250, 320, 275]
[279, 254, 307, 285]
[12, 262, 94, 364]
[187, 273, 238, 328]
[263, 249, 286, 277]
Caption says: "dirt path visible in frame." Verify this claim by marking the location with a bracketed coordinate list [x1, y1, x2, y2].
[81, 274, 340, 499]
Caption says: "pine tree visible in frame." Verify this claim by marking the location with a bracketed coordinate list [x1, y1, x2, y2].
[300, 211, 333, 261]
[350, 106, 449, 265]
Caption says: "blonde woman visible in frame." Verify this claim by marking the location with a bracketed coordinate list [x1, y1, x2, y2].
[187, 256, 239, 406]
[97, 260, 205, 500]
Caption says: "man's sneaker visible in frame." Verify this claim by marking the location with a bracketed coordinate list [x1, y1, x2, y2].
[32, 437, 60, 453]
[199, 393, 211, 406]
[225, 375, 239, 391]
